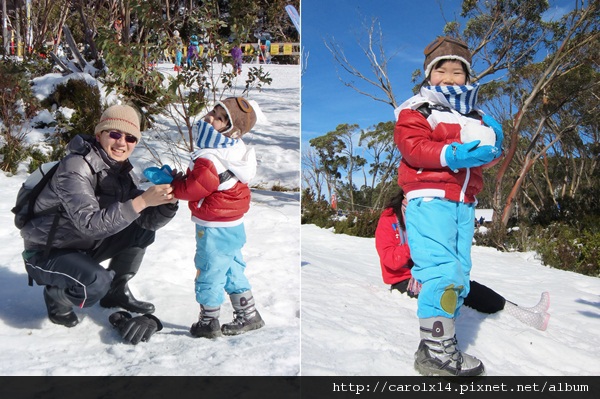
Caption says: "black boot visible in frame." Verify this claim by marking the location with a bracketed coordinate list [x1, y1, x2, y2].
[44, 286, 79, 328]
[100, 273, 155, 314]
[190, 305, 222, 339]
[100, 247, 155, 314]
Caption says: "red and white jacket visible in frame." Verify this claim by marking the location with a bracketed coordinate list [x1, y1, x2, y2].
[374, 208, 413, 285]
[171, 142, 256, 227]
[393, 90, 491, 203]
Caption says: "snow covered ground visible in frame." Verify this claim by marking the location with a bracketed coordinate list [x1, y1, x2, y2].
[301, 224, 600, 376]
[0, 61, 300, 376]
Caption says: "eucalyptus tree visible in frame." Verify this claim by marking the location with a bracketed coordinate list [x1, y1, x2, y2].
[460, 0, 599, 225]
[358, 120, 399, 210]
[309, 123, 369, 211]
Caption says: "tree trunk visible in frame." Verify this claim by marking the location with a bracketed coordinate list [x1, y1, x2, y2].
[77, 0, 100, 61]
[53, 1, 71, 52]
[62, 25, 86, 71]
[2, 0, 8, 55]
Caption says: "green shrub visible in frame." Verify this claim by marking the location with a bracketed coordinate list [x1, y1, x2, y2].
[473, 221, 510, 250]
[0, 59, 42, 173]
[0, 138, 27, 173]
[43, 78, 102, 143]
[21, 54, 54, 77]
[474, 221, 533, 252]
[579, 231, 600, 276]
[334, 211, 378, 238]
[301, 188, 336, 229]
[26, 148, 52, 173]
[533, 189, 600, 232]
[533, 223, 600, 277]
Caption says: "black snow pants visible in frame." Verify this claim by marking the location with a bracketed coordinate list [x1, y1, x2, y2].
[24, 223, 155, 308]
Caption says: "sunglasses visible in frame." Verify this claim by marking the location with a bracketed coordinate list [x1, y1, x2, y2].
[107, 130, 138, 144]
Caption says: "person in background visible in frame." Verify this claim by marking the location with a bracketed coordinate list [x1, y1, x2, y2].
[187, 35, 200, 68]
[21, 105, 178, 344]
[375, 189, 550, 330]
[265, 38, 272, 64]
[171, 30, 184, 72]
[230, 43, 243, 75]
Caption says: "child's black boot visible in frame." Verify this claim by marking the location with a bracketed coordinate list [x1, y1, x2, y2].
[190, 305, 222, 338]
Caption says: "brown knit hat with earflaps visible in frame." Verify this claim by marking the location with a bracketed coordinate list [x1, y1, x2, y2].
[423, 36, 472, 79]
[217, 97, 257, 139]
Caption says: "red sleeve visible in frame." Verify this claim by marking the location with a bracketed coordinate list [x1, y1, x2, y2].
[394, 109, 447, 169]
[171, 158, 219, 201]
[375, 211, 412, 271]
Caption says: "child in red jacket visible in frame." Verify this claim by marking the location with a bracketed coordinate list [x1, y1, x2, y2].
[171, 97, 265, 339]
[394, 36, 504, 376]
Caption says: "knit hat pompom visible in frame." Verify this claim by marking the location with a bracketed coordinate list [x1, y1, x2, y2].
[217, 97, 257, 139]
[94, 104, 141, 140]
[423, 36, 472, 79]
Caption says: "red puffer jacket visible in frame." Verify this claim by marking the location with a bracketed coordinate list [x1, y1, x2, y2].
[394, 108, 484, 203]
[374, 208, 413, 285]
[172, 157, 251, 226]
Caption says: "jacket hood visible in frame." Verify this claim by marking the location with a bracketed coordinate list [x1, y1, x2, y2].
[191, 143, 257, 184]
[220, 147, 257, 184]
[67, 134, 95, 155]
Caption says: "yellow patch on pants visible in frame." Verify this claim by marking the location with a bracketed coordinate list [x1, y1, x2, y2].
[440, 284, 463, 314]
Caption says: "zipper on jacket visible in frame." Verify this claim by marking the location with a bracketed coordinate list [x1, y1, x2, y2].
[460, 168, 470, 202]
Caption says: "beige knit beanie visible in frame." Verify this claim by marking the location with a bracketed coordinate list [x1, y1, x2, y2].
[94, 104, 141, 140]
[423, 36, 472, 79]
[217, 97, 257, 139]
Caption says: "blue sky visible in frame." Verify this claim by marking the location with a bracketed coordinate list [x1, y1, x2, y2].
[300, 0, 573, 148]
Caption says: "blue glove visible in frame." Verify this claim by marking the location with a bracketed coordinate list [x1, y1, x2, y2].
[482, 114, 504, 150]
[445, 141, 499, 172]
[143, 165, 173, 184]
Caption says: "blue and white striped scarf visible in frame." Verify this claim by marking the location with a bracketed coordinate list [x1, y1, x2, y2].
[423, 84, 480, 115]
[195, 120, 239, 149]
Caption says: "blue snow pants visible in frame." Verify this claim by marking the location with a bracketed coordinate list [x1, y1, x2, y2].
[405, 197, 475, 319]
[194, 224, 251, 307]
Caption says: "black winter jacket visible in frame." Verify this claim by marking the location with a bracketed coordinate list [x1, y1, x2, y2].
[21, 135, 177, 251]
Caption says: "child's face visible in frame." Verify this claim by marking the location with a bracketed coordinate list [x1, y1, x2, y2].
[204, 105, 230, 133]
[429, 60, 467, 86]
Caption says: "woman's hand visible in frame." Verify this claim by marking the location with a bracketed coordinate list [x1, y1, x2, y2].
[132, 184, 175, 212]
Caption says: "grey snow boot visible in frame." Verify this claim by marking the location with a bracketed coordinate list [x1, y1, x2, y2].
[190, 305, 222, 338]
[221, 291, 265, 336]
[44, 286, 79, 328]
[414, 317, 485, 376]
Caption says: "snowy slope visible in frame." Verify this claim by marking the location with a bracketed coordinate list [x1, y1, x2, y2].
[301, 224, 600, 376]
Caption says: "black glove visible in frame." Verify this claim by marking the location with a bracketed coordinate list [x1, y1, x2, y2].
[109, 311, 163, 345]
